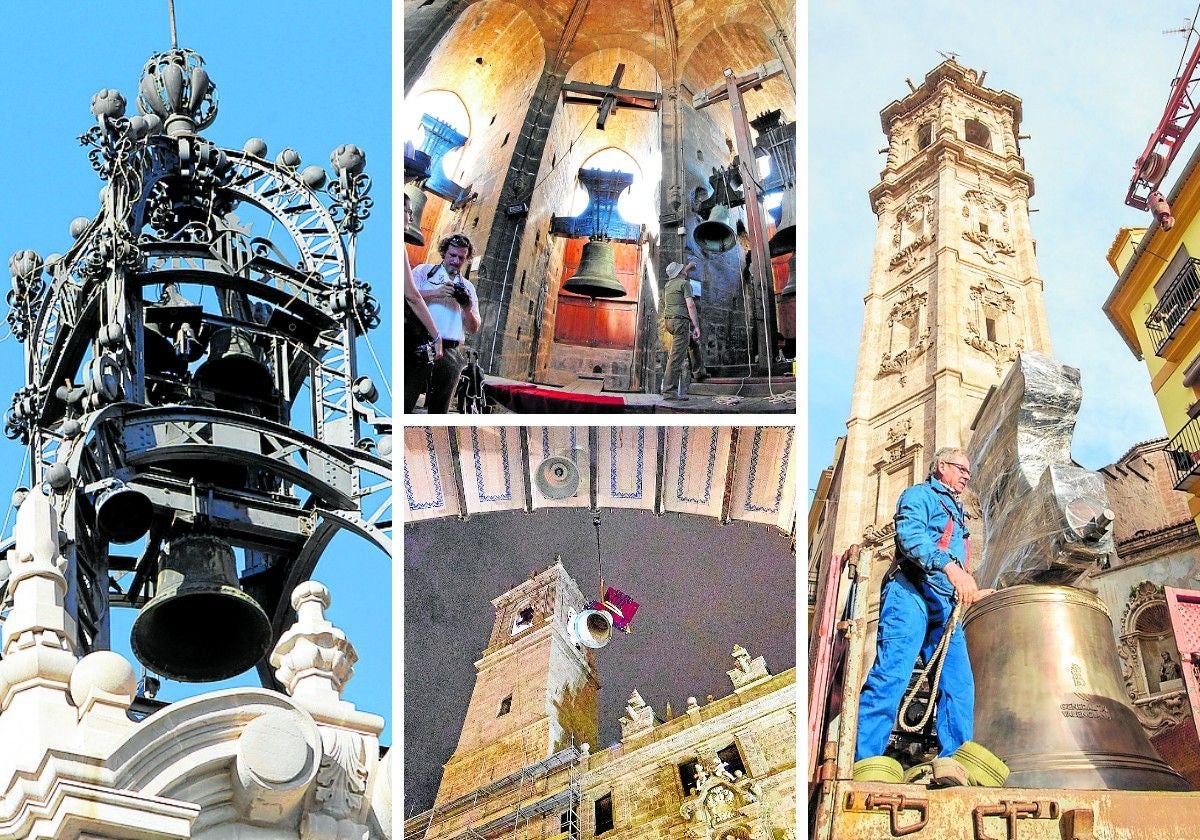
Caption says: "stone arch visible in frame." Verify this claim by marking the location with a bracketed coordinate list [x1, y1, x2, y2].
[405, 0, 547, 260]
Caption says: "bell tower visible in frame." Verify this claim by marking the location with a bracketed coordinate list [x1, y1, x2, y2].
[816, 60, 1053, 566]
[433, 560, 601, 806]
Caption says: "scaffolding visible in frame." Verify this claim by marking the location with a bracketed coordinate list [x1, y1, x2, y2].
[406, 745, 584, 840]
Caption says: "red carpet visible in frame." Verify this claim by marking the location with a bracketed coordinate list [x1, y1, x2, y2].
[485, 383, 627, 413]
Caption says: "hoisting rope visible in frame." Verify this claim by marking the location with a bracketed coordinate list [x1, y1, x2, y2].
[896, 600, 963, 733]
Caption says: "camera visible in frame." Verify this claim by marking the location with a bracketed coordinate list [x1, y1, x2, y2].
[450, 279, 472, 307]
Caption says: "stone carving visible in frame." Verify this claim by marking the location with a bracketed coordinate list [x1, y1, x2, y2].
[863, 521, 896, 548]
[887, 285, 927, 326]
[311, 728, 369, 820]
[878, 330, 931, 377]
[727, 644, 770, 689]
[889, 194, 935, 272]
[964, 321, 1024, 374]
[679, 756, 766, 840]
[620, 688, 655, 738]
[886, 419, 911, 446]
[969, 279, 1016, 313]
[963, 188, 1007, 213]
[962, 229, 1016, 264]
[889, 236, 929, 273]
[1114, 580, 1189, 735]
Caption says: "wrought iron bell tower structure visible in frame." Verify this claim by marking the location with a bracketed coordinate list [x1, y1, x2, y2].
[4, 43, 391, 683]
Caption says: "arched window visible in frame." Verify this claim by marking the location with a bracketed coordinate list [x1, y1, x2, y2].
[965, 118, 991, 150]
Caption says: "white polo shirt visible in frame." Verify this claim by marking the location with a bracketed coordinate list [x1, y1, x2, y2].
[411, 262, 479, 343]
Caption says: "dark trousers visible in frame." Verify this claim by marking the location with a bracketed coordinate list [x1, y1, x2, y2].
[425, 345, 467, 413]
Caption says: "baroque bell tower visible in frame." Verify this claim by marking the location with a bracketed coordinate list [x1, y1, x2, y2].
[432, 560, 600, 808]
[816, 60, 1053, 567]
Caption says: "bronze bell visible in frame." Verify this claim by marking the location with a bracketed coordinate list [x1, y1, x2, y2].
[965, 585, 1190, 791]
[95, 481, 153, 544]
[130, 533, 272, 682]
[404, 183, 428, 246]
[563, 239, 627, 299]
[194, 327, 274, 413]
[768, 185, 796, 257]
[693, 204, 737, 254]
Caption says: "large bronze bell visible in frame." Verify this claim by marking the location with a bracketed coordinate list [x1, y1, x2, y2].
[965, 585, 1189, 791]
[194, 327, 274, 413]
[130, 533, 272, 682]
[404, 183, 428, 246]
[694, 204, 737, 254]
[562, 239, 627, 299]
[768, 185, 796, 257]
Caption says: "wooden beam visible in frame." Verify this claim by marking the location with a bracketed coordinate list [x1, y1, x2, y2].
[692, 59, 785, 111]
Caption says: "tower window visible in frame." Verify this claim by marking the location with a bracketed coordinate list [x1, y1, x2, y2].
[916, 122, 932, 150]
[512, 606, 534, 634]
[717, 743, 747, 778]
[498, 695, 512, 716]
[594, 793, 614, 835]
[678, 759, 701, 794]
[985, 317, 997, 343]
[965, 119, 991, 150]
[978, 221, 989, 235]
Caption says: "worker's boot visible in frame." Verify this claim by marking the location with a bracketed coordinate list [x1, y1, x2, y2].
[662, 381, 680, 401]
[930, 756, 969, 787]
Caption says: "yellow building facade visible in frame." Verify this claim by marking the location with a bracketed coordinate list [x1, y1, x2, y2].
[1105, 142, 1200, 525]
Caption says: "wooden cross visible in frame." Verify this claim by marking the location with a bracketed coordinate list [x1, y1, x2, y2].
[561, 64, 661, 130]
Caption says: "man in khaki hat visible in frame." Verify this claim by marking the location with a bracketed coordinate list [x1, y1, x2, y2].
[661, 260, 701, 401]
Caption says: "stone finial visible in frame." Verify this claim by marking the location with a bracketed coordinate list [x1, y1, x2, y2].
[0, 493, 76, 706]
[619, 688, 655, 740]
[270, 581, 358, 706]
[727, 643, 771, 690]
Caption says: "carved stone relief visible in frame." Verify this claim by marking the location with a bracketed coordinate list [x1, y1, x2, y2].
[678, 756, 766, 840]
[1116, 581, 1190, 735]
[961, 187, 1015, 263]
[969, 278, 1016, 312]
[889, 194, 935, 273]
[879, 283, 931, 377]
[879, 331, 931, 377]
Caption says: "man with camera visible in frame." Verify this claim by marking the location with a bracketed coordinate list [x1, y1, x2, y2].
[405, 233, 481, 413]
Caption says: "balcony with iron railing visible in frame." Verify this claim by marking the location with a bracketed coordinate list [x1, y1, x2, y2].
[1146, 258, 1200, 356]
[1166, 412, 1200, 492]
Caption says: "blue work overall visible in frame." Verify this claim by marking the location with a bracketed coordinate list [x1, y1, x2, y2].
[855, 477, 974, 761]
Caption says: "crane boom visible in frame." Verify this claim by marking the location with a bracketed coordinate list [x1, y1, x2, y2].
[1127, 35, 1200, 210]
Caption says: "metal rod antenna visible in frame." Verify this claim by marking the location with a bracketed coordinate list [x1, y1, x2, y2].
[168, 0, 179, 49]
[593, 513, 603, 598]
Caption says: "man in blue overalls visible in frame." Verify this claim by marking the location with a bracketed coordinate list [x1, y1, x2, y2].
[854, 447, 992, 785]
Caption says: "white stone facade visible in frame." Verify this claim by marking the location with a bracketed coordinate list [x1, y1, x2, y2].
[0, 492, 390, 839]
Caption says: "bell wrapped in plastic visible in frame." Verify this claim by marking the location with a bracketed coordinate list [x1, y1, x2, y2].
[563, 239, 626, 299]
[130, 533, 272, 682]
[694, 204, 737, 254]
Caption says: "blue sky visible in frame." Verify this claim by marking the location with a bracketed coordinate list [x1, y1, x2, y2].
[809, 2, 1199, 493]
[0, 2, 392, 742]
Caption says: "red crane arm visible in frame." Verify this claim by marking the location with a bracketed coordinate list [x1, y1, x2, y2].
[1127, 37, 1200, 210]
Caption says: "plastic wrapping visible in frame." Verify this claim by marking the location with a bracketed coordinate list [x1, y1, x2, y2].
[967, 352, 1115, 589]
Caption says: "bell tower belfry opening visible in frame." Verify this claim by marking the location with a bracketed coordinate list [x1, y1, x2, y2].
[812, 60, 1054, 571]
[433, 560, 601, 809]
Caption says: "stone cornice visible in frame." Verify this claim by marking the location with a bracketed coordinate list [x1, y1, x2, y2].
[879, 60, 1023, 129]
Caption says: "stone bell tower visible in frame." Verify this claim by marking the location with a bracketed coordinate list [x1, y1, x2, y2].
[816, 60, 1053, 567]
[432, 560, 600, 807]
